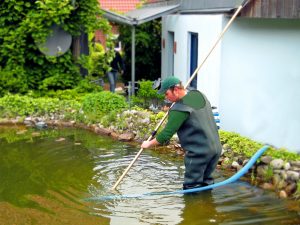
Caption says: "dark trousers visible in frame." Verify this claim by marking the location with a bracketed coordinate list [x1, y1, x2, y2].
[183, 150, 220, 190]
[107, 70, 118, 93]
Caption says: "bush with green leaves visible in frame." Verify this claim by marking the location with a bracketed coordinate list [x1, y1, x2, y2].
[43, 79, 103, 100]
[82, 91, 128, 123]
[0, 94, 81, 118]
[82, 91, 128, 114]
[219, 130, 300, 161]
[132, 80, 164, 108]
[0, 0, 111, 96]
[79, 34, 114, 79]
[119, 19, 161, 82]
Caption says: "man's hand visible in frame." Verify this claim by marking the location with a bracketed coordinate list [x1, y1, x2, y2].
[141, 140, 151, 149]
[141, 138, 160, 149]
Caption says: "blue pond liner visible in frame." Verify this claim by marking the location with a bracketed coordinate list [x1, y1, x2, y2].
[86, 145, 269, 201]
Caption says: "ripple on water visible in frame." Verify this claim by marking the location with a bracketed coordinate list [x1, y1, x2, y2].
[1, 127, 298, 225]
[90, 148, 300, 225]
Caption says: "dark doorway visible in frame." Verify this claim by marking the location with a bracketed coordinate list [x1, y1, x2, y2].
[189, 32, 198, 89]
[167, 31, 175, 76]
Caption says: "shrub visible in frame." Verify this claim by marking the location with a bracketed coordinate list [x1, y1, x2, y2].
[119, 19, 161, 82]
[132, 80, 164, 108]
[43, 79, 103, 101]
[0, 94, 81, 118]
[82, 91, 128, 114]
[0, 68, 28, 97]
[78, 38, 113, 78]
[82, 92, 128, 124]
[74, 78, 103, 94]
[0, 0, 111, 95]
[219, 130, 300, 161]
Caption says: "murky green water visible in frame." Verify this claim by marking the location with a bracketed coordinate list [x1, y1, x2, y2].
[0, 126, 299, 225]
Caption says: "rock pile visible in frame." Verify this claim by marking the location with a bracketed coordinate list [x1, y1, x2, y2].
[222, 145, 300, 199]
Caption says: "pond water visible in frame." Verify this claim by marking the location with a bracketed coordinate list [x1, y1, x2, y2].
[0, 126, 299, 225]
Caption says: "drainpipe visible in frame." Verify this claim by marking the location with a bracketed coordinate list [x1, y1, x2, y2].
[131, 24, 136, 96]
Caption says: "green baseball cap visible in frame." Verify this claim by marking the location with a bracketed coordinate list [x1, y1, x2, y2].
[158, 76, 181, 94]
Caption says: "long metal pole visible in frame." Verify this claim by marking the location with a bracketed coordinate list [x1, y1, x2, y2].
[112, 4, 245, 191]
[131, 25, 136, 96]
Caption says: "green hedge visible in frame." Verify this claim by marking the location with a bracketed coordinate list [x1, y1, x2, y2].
[219, 130, 300, 161]
[82, 91, 128, 114]
[0, 94, 81, 118]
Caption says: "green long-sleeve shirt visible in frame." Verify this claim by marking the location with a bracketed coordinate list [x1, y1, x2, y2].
[156, 91, 205, 144]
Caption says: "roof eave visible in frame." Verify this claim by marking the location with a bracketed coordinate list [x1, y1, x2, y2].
[126, 5, 180, 25]
[102, 4, 180, 26]
[101, 9, 134, 26]
[179, 7, 235, 15]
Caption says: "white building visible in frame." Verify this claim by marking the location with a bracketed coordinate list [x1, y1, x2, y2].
[160, 0, 300, 152]
[104, 0, 300, 152]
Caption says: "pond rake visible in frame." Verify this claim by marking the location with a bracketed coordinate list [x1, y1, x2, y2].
[111, 1, 250, 191]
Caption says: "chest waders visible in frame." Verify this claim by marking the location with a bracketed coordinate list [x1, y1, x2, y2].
[171, 91, 222, 189]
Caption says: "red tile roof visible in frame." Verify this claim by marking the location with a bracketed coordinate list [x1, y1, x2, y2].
[99, 0, 141, 13]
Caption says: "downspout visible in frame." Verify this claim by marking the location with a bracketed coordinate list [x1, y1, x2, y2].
[131, 24, 136, 96]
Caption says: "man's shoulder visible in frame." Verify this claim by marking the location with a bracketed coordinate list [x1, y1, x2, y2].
[183, 90, 205, 109]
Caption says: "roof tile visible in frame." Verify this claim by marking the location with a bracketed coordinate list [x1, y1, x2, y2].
[99, 0, 141, 13]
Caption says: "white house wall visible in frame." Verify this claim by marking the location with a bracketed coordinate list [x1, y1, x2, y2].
[161, 14, 223, 107]
[220, 18, 300, 152]
[162, 15, 300, 152]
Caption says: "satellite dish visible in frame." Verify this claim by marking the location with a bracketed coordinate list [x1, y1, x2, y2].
[37, 24, 72, 57]
[152, 78, 161, 90]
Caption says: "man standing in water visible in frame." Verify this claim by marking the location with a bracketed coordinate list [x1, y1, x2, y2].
[141, 76, 222, 190]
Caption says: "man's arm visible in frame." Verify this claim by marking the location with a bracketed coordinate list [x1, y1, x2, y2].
[141, 110, 189, 149]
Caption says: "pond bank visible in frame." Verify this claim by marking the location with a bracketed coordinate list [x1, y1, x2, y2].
[0, 115, 299, 202]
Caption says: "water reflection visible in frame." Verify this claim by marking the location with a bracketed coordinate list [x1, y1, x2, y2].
[0, 127, 110, 224]
[0, 126, 299, 225]
[213, 183, 300, 224]
[91, 148, 185, 224]
[90, 141, 300, 225]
